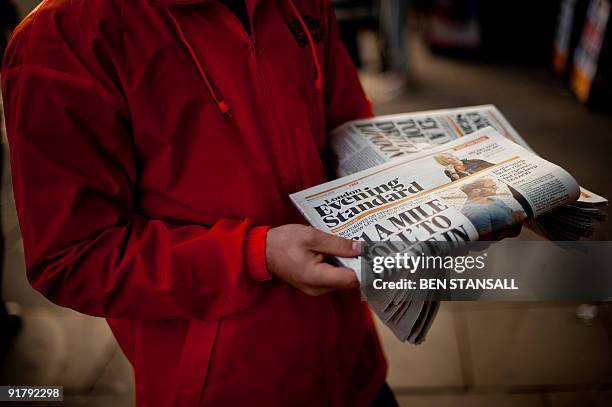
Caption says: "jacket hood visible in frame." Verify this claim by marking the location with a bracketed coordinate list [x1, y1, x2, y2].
[162, 0, 322, 115]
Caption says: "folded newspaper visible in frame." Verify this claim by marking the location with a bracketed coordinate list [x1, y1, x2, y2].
[290, 105, 608, 343]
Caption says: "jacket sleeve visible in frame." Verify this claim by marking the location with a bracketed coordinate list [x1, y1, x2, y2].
[1, 6, 270, 321]
[323, 0, 374, 131]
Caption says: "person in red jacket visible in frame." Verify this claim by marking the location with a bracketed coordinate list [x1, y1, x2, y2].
[2, 0, 393, 405]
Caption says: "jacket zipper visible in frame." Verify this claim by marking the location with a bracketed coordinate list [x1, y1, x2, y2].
[215, 2, 296, 193]
[250, 42, 295, 191]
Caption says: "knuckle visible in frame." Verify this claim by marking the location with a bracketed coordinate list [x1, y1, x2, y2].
[301, 228, 316, 245]
[307, 228, 321, 244]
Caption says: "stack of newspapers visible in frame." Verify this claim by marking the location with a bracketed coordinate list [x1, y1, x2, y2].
[290, 105, 608, 343]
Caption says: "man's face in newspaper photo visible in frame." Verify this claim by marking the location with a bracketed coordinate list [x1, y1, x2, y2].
[475, 180, 497, 197]
[463, 179, 498, 199]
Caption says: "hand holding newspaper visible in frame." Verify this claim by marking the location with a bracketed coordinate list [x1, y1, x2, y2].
[290, 106, 607, 343]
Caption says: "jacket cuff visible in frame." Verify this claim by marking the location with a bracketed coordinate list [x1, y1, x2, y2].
[245, 226, 272, 282]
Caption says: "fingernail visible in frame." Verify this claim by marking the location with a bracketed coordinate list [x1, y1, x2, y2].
[352, 241, 361, 254]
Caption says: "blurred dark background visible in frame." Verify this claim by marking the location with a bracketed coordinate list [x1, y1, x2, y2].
[1, 0, 612, 406]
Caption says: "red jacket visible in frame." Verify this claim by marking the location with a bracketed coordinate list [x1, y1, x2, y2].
[2, 0, 387, 405]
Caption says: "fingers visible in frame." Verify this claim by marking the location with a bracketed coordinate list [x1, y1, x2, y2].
[307, 228, 361, 257]
[300, 263, 359, 296]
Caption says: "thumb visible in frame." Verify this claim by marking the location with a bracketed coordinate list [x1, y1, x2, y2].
[308, 229, 361, 257]
[310, 263, 359, 289]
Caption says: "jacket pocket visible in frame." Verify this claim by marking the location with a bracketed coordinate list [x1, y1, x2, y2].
[175, 319, 220, 407]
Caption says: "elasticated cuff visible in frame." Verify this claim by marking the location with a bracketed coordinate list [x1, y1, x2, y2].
[244, 226, 272, 282]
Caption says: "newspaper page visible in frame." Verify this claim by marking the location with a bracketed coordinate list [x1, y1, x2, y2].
[331, 105, 527, 177]
[330, 104, 605, 205]
[292, 127, 580, 275]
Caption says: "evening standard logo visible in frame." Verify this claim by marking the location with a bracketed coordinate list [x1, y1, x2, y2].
[313, 178, 424, 228]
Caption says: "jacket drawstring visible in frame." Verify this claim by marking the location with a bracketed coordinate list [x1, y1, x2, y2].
[287, 0, 323, 92]
[166, 0, 323, 116]
[166, 9, 231, 116]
